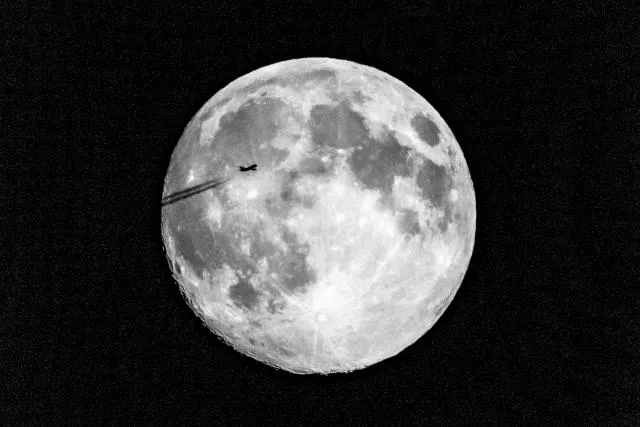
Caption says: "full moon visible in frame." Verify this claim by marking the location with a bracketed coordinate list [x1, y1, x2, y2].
[161, 58, 476, 374]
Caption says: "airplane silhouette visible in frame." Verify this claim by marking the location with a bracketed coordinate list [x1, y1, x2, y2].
[239, 163, 257, 172]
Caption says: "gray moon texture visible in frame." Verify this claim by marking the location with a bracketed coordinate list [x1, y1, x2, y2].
[161, 58, 476, 374]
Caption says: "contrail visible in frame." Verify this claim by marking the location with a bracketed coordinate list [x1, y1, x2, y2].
[161, 176, 232, 207]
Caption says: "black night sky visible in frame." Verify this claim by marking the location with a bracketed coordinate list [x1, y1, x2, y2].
[4, 2, 639, 424]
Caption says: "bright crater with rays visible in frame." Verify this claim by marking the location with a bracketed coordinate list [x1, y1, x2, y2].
[161, 58, 476, 374]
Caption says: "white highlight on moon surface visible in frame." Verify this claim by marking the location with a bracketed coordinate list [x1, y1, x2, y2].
[161, 57, 476, 374]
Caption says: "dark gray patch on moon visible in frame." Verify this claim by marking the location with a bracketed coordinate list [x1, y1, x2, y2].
[411, 114, 441, 147]
[167, 195, 272, 281]
[168, 202, 213, 278]
[276, 229, 315, 293]
[416, 159, 452, 209]
[397, 209, 422, 237]
[348, 131, 411, 199]
[308, 101, 369, 148]
[211, 97, 287, 166]
[416, 159, 454, 231]
[170, 224, 205, 277]
[228, 278, 261, 310]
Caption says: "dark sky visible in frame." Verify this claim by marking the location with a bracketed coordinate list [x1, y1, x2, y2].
[4, 2, 639, 424]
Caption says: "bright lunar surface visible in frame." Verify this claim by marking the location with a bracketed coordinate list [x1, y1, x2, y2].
[161, 58, 476, 374]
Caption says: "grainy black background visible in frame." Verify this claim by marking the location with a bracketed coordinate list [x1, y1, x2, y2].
[4, 1, 639, 424]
